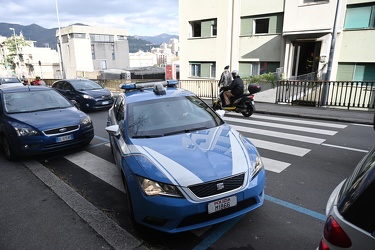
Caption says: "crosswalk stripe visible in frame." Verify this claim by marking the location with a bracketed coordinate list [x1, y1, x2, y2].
[230, 125, 325, 144]
[249, 138, 310, 156]
[249, 114, 347, 129]
[65, 151, 125, 193]
[261, 158, 290, 173]
[224, 117, 337, 135]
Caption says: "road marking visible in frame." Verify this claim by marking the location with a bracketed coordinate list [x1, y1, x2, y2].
[64, 151, 125, 193]
[249, 138, 310, 156]
[230, 125, 325, 144]
[322, 143, 369, 153]
[262, 157, 290, 173]
[224, 117, 338, 135]
[250, 114, 347, 129]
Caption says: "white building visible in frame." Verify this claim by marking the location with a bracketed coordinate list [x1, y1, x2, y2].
[0, 35, 60, 79]
[129, 38, 180, 67]
[179, 0, 375, 81]
[58, 25, 130, 79]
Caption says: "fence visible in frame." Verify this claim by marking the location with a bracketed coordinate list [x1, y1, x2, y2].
[276, 80, 375, 109]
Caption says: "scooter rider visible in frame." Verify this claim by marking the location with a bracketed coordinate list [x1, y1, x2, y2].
[221, 70, 244, 107]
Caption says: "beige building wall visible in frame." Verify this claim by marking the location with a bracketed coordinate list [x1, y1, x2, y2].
[58, 25, 129, 79]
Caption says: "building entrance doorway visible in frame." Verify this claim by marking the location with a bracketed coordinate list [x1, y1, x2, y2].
[291, 41, 321, 79]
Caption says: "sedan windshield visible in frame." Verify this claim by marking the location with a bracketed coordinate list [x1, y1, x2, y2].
[127, 96, 224, 138]
[71, 80, 103, 91]
[3, 89, 73, 113]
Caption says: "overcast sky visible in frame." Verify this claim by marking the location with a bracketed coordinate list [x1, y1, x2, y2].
[1, 0, 179, 36]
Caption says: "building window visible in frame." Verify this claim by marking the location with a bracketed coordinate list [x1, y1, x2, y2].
[62, 35, 68, 43]
[111, 44, 115, 60]
[190, 63, 201, 77]
[90, 34, 114, 42]
[91, 44, 95, 59]
[241, 14, 283, 36]
[337, 63, 375, 81]
[189, 62, 216, 78]
[255, 18, 270, 34]
[190, 19, 217, 38]
[70, 33, 86, 38]
[344, 4, 375, 29]
[117, 35, 127, 40]
[303, 0, 328, 3]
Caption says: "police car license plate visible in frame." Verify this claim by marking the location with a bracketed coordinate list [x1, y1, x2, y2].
[56, 134, 73, 143]
[208, 196, 237, 214]
[102, 101, 109, 105]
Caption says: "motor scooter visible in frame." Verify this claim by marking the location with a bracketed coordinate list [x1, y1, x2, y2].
[212, 84, 261, 117]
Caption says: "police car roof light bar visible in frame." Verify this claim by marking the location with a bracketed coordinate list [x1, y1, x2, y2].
[120, 80, 178, 92]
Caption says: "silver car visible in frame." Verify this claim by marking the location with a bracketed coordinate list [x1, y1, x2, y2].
[0, 77, 24, 88]
[318, 146, 375, 250]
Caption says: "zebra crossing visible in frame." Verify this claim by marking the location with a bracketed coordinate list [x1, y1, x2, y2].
[59, 113, 348, 190]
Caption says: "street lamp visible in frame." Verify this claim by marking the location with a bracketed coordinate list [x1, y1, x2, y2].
[9, 27, 20, 77]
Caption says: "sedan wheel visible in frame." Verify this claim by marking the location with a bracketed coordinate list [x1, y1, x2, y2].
[1, 135, 16, 161]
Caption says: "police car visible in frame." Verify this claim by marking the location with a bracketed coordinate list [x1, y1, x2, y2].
[105, 80, 265, 233]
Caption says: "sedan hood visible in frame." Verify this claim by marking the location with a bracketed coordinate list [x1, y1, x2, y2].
[8, 107, 86, 130]
[129, 124, 258, 187]
[80, 88, 111, 98]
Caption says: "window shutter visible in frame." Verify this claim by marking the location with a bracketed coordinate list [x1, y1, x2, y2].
[239, 63, 252, 78]
[241, 17, 253, 36]
[337, 63, 354, 81]
[201, 63, 210, 78]
[201, 20, 211, 37]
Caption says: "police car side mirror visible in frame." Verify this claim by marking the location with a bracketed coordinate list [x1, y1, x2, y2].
[105, 125, 121, 138]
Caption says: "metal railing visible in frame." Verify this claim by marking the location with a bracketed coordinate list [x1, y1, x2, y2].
[276, 80, 375, 109]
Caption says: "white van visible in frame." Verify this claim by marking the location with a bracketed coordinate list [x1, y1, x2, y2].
[0, 77, 24, 88]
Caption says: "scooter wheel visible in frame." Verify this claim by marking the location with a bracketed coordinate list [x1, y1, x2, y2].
[212, 102, 221, 110]
[241, 104, 254, 117]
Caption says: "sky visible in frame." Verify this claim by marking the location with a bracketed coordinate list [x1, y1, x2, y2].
[0, 0, 179, 36]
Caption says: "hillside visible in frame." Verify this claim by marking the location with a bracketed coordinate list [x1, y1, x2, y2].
[0, 23, 178, 52]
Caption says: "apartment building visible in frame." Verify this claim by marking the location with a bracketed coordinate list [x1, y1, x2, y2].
[58, 25, 130, 79]
[179, 0, 375, 81]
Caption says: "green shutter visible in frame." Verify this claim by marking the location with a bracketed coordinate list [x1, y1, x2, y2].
[276, 14, 283, 33]
[359, 64, 375, 81]
[201, 20, 211, 37]
[201, 63, 210, 78]
[239, 63, 252, 78]
[344, 6, 372, 29]
[269, 16, 277, 33]
[337, 63, 354, 81]
[241, 17, 253, 36]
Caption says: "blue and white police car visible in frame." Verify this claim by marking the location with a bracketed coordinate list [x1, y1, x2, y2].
[105, 80, 265, 233]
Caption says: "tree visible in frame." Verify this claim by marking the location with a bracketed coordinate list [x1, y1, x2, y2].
[3, 35, 29, 72]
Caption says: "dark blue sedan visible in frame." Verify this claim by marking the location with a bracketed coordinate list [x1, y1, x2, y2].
[52, 78, 114, 111]
[0, 86, 94, 161]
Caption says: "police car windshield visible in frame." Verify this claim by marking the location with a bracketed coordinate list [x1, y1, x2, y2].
[127, 96, 223, 138]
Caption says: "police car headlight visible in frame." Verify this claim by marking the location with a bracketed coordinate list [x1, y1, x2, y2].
[251, 156, 264, 179]
[138, 177, 183, 197]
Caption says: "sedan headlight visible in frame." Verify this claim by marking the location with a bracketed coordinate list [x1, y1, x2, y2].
[82, 94, 94, 99]
[138, 176, 183, 197]
[251, 156, 264, 179]
[9, 122, 39, 136]
[80, 116, 92, 126]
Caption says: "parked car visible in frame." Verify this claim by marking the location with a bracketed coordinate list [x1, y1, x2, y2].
[51, 78, 114, 111]
[318, 146, 375, 250]
[0, 77, 24, 88]
[0, 86, 94, 161]
[105, 80, 266, 233]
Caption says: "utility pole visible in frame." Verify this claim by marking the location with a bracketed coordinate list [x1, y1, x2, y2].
[321, 0, 342, 105]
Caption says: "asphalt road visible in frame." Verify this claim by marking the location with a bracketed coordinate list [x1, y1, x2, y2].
[1, 109, 374, 249]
